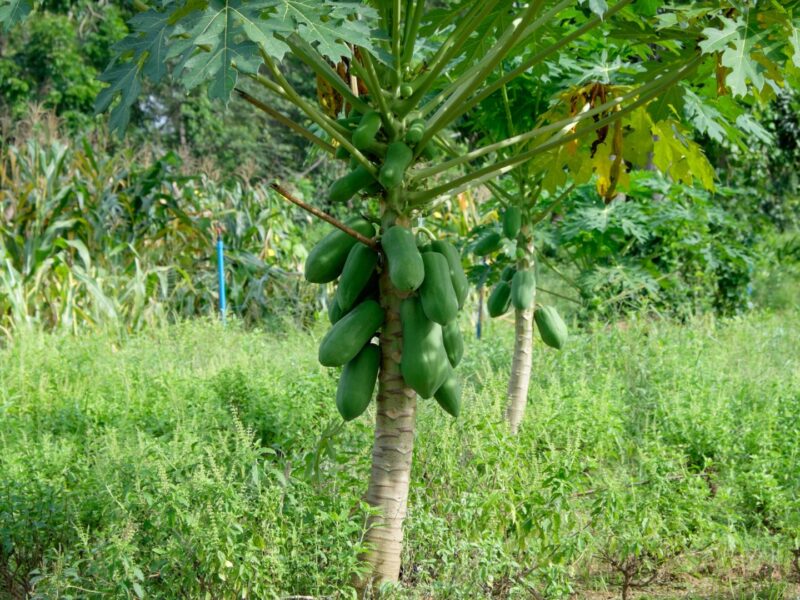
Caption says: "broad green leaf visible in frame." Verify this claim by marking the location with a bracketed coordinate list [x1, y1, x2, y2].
[683, 89, 727, 143]
[631, 0, 659, 18]
[700, 14, 774, 97]
[266, 0, 376, 60]
[174, 1, 262, 100]
[95, 0, 376, 135]
[0, 0, 32, 31]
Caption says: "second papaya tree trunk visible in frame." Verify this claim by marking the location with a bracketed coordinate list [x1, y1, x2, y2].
[361, 214, 417, 586]
[505, 228, 535, 434]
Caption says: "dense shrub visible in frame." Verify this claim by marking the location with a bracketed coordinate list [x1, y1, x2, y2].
[1, 315, 798, 598]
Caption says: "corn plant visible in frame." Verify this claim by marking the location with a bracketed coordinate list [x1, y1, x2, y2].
[0, 130, 315, 333]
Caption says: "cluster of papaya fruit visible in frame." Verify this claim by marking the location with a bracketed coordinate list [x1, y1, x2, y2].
[328, 108, 434, 202]
[477, 206, 569, 351]
[304, 216, 468, 421]
[305, 217, 383, 422]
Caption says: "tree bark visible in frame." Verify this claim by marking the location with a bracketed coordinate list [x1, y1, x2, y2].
[505, 304, 534, 434]
[360, 214, 417, 588]
[504, 229, 535, 434]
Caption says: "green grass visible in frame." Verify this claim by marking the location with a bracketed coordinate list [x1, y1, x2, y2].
[1, 311, 799, 599]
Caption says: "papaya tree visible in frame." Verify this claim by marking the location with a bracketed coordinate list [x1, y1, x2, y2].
[457, 4, 800, 433]
[4, 0, 798, 589]
[460, 64, 719, 434]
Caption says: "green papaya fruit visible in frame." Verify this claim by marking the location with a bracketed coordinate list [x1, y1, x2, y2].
[511, 270, 536, 310]
[329, 165, 376, 203]
[328, 299, 344, 324]
[500, 265, 516, 282]
[473, 231, 502, 256]
[352, 111, 382, 150]
[382, 225, 425, 292]
[405, 118, 426, 144]
[335, 243, 379, 312]
[318, 299, 385, 367]
[534, 305, 568, 350]
[442, 321, 464, 368]
[487, 281, 512, 317]
[419, 141, 440, 161]
[420, 252, 459, 325]
[379, 142, 414, 189]
[502, 206, 522, 239]
[336, 343, 380, 421]
[335, 144, 350, 160]
[400, 297, 450, 399]
[430, 240, 469, 309]
[400, 83, 414, 99]
[434, 371, 461, 417]
[305, 218, 375, 283]
[331, 274, 378, 324]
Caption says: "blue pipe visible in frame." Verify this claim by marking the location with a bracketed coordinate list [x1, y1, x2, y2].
[216, 235, 226, 322]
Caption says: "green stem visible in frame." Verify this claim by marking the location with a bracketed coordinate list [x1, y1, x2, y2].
[537, 286, 582, 305]
[397, 0, 502, 117]
[418, 1, 545, 149]
[500, 67, 516, 138]
[245, 72, 289, 100]
[234, 89, 334, 154]
[530, 183, 575, 226]
[412, 59, 688, 182]
[262, 52, 378, 177]
[358, 51, 398, 138]
[417, 225, 437, 241]
[454, 0, 635, 120]
[283, 36, 371, 114]
[402, 0, 426, 65]
[417, 0, 569, 120]
[392, 0, 402, 87]
[409, 56, 701, 204]
[537, 251, 580, 291]
[432, 133, 516, 205]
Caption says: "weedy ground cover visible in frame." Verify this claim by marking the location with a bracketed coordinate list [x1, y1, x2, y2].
[1, 310, 798, 599]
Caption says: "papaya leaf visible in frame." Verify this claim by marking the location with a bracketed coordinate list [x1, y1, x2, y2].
[699, 14, 773, 97]
[94, 0, 376, 136]
[683, 89, 727, 143]
[0, 0, 32, 31]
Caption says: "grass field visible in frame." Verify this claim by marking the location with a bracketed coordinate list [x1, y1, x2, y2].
[1, 309, 799, 599]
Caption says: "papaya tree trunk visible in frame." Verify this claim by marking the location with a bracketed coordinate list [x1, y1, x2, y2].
[505, 230, 535, 434]
[360, 213, 417, 587]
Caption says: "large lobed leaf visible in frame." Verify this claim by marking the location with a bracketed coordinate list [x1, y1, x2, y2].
[89, 0, 376, 135]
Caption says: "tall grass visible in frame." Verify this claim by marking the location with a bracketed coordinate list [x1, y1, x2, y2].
[1, 312, 798, 598]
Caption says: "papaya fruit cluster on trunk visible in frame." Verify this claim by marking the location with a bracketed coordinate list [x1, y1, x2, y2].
[305, 218, 468, 420]
[478, 205, 570, 351]
[305, 103, 467, 420]
[305, 218, 383, 421]
[384, 226, 467, 417]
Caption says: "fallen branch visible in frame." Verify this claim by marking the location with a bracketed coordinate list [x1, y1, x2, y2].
[271, 183, 379, 250]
